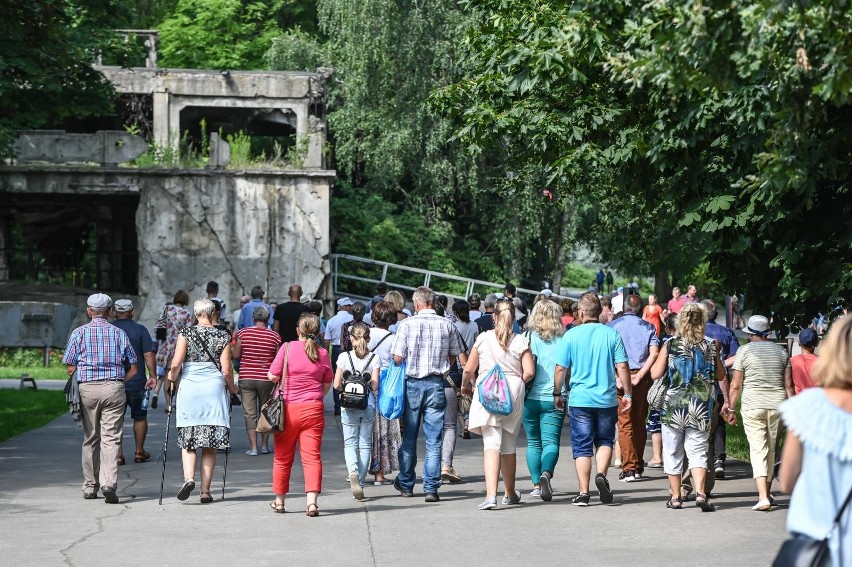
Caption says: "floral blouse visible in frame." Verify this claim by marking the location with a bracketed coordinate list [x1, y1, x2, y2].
[660, 336, 718, 431]
[155, 303, 192, 368]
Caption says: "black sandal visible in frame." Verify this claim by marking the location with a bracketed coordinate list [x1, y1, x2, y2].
[200, 491, 213, 504]
[696, 493, 716, 512]
[666, 497, 683, 509]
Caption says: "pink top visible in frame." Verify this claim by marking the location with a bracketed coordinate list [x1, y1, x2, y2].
[790, 352, 818, 394]
[268, 341, 333, 403]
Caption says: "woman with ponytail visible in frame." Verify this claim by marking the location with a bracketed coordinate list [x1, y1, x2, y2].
[334, 322, 380, 500]
[267, 313, 333, 516]
[462, 299, 535, 510]
[650, 303, 726, 512]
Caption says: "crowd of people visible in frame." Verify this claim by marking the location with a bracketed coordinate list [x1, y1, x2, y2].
[61, 277, 850, 564]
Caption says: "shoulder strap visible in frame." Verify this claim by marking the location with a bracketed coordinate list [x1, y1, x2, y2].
[831, 484, 852, 528]
[456, 328, 469, 353]
[197, 328, 222, 371]
[369, 333, 392, 353]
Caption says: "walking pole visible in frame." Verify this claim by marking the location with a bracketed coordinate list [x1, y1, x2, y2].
[158, 382, 175, 505]
[221, 396, 233, 500]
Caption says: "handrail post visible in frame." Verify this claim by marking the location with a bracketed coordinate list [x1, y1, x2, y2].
[381, 263, 388, 283]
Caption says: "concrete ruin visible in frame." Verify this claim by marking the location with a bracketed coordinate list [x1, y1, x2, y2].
[0, 40, 336, 336]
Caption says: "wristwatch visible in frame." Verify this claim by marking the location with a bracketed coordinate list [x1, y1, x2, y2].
[623, 394, 633, 399]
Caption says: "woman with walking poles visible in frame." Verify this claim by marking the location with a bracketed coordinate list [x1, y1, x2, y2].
[167, 298, 238, 504]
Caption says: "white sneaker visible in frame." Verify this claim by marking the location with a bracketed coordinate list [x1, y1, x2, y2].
[245, 449, 258, 456]
[752, 498, 771, 511]
[350, 472, 364, 500]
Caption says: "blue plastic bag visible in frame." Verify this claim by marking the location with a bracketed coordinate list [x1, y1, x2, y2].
[477, 364, 513, 416]
[378, 359, 406, 420]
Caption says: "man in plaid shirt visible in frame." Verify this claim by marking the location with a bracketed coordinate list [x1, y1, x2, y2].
[391, 286, 461, 502]
[63, 293, 137, 504]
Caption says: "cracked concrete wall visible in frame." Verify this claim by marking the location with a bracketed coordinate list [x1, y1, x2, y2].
[135, 171, 331, 330]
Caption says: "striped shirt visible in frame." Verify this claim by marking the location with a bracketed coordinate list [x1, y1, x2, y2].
[732, 341, 790, 411]
[63, 317, 136, 382]
[391, 309, 461, 379]
[236, 326, 282, 381]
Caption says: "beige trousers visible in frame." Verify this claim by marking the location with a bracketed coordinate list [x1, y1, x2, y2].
[742, 408, 781, 479]
[79, 381, 126, 494]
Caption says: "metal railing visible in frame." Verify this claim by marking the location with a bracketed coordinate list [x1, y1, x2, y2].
[331, 253, 571, 304]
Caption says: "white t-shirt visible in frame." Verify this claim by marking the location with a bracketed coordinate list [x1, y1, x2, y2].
[367, 328, 395, 368]
[336, 350, 381, 409]
[612, 294, 624, 314]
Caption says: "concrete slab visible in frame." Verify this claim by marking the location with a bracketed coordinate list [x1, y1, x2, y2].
[0, 392, 789, 566]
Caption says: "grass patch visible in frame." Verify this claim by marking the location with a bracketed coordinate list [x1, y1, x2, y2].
[0, 366, 69, 380]
[0, 389, 67, 442]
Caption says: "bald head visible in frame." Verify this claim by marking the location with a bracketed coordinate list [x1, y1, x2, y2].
[624, 294, 642, 313]
[288, 284, 303, 301]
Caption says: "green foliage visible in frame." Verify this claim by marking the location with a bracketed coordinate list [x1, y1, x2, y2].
[0, 347, 63, 367]
[438, 0, 851, 319]
[0, 390, 68, 442]
[265, 26, 326, 72]
[226, 131, 253, 168]
[0, 0, 138, 154]
[158, 0, 287, 69]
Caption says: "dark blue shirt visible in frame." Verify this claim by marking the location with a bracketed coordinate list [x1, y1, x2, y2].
[112, 319, 154, 391]
[704, 320, 740, 360]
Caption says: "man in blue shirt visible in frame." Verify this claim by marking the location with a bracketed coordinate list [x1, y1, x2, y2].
[607, 294, 660, 482]
[701, 299, 738, 482]
[238, 286, 274, 330]
[555, 292, 632, 507]
[63, 293, 138, 503]
[112, 299, 158, 466]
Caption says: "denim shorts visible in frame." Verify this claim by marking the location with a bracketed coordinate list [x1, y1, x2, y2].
[569, 406, 618, 459]
[125, 389, 148, 421]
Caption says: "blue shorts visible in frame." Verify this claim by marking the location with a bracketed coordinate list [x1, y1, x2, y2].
[125, 389, 148, 421]
[569, 406, 618, 459]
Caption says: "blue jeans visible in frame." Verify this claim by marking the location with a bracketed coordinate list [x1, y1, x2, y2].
[397, 375, 446, 494]
[341, 407, 375, 486]
[569, 406, 618, 459]
[523, 399, 565, 479]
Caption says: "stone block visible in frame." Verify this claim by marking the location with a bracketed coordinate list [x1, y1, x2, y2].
[13, 131, 148, 166]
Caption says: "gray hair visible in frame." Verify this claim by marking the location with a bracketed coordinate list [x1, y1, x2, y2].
[483, 293, 498, 309]
[701, 299, 718, 321]
[252, 306, 270, 322]
[194, 298, 215, 318]
[412, 286, 435, 308]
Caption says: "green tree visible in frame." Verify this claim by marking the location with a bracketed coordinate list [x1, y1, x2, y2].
[0, 0, 136, 154]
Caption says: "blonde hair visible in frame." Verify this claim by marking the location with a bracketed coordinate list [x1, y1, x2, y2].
[384, 290, 406, 312]
[493, 299, 516, 350]
[676, 303, 707, 347]
[297, 313, 321, 363]
[348, 322, 371, 359]
[526, 299, 564, 342]
[814, 316, 852, 388]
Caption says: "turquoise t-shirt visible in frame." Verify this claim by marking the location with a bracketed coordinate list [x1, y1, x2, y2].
[563, 323, 628, 409]
[527, 332, 569, 401]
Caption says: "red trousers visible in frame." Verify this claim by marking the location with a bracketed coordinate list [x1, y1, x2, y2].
[617, 375, 652, 472]
[272, 401, 325, 495]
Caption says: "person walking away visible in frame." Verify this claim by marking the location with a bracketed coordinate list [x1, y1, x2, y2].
[273, 284, 308, 342]
[522, 300, 568, 501]
[605, 270, 614, 294]
[436, 298, 471, 483]
[367, 301, 402, 485]
[152, 290, 192, 409]
[334, 323, 380, 500]
[650, 303, 726, 511]
[64, 293, 138, 503]
[611, 287, 625, 315]
[468, 293, 483, 322]
[646, 314, 679, 469]
[368, 282, 389, 313]
[340, 301, 367, 352]
[238, 286, 273, 330]
[233, 306, 282, 455]
[729, 314, 794, 511]
[168, 299, 237, 504]
[556, 292, 632, 506]
[205, 280, 228, 327]
[230, 295, 249, 333]
[462, 299, 534, 509]
[325, 297, 354, 415]
[701, 299, 738, 482]
[778, 316, 852, 567]
[391, 287, 461, 502]
[607, 294, 660, 482]
[789, 328, 819, 394]
[596, 269, 605, 293]
[452, 299, 479, 443]
[112, 299, 157, 465]
[267, 314, 333, 516]
[599, 296, 614, 324]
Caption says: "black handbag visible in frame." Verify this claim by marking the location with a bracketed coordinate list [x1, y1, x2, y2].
[772, 483, 852, 567]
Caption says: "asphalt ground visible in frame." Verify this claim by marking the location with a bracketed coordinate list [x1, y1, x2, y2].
[0, 390, 788, 567]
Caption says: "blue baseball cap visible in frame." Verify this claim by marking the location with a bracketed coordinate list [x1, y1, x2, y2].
[798, 328, 818, 348]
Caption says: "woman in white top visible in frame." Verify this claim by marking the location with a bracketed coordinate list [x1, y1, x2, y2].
[334, 322, 380, 501]
[365, 301, 401, 485]
[462, 299, 535, 510]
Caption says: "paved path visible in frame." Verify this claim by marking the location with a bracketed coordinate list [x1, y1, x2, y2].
[0, 394, 788, 567]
